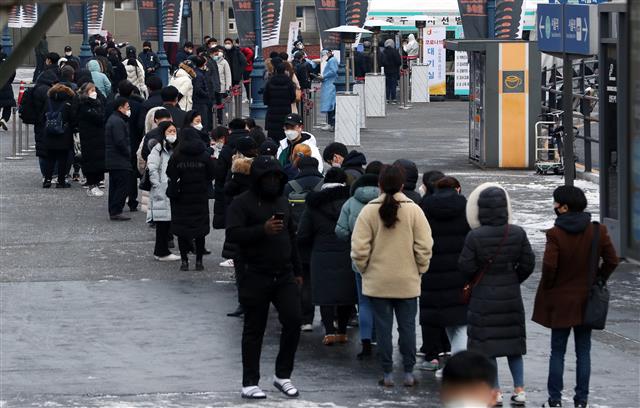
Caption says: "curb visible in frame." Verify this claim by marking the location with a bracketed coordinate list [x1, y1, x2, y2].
[576, 169, 599, 184]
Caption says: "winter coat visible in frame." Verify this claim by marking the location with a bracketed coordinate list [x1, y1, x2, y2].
[125, 60, 148, 97]
[192, 67, 210, 105]
[175, 50, 192, 68]
[351, 192, 434, 299]
[166, 128, 215, 239]
[263, 73, 296, 141]
[395, 159, 421, 203]
[147, 142, 173, 222]
[320, 56, 338, 113]
[354, 51, 372, 78]
[297, 185, 357, 306]
[109, 57, 127, 94]
[276, 131, 323, 173]
[294, 59, 312, 90]
[161, 103, 186, 130]
[240, 47, 254, 72]
[138, 50, 161, 76]
[44, 84, 75, 150]
[381, 46, 402, 77]
[419, 188, 471, 327]
[213, 128, 249, 229]
[221, 154, 254, 260]
[215, 58, 232, 92]
[0, 66, 16, 108]
[335, 173, 380, 242]
[104, 110, 132, 171]
[532, 212, 619, 329]
[169, 64, 195, 111]
[205, 57, 221, 95]
[138, 90, 164, 132]
[31, 68, 59, 158]
[341, 150, 367, 186]
[459, 183, 536, 358]
[87, 60, 112, 98]
[75, 95, 105, 173]
[223, 46, 248, 84]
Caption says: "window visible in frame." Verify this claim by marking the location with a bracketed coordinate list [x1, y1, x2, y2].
[228, 6, 235, 19]
[296, 6, 304, 18]
[114, 0, 136, 11]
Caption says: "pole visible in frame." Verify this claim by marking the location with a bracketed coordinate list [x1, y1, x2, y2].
[79, 2, 92, 67]
[199, 1, 204, 41]
[562, 54, 575, 186]
[210, 0, 215, 38]
[372, 29, 379, 73]
[2, 26, 13, 56]
[249, 0, 266, 119]
[220, 0, 225, 41]
[156, 0, 170, 85]
[487, 0, 496, 39]
[336, 0, 347, 92]
[418, 26, 424, 64]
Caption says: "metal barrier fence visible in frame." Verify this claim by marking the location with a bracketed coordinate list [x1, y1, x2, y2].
[541, 59, 599, 172]
[5, 106, 35, 161]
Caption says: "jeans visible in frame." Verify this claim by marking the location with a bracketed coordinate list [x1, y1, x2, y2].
[154, 221, 171, 257]
[548, 326, 592, 403]
[320, 305, 351, 335]
[43, 149, 69, 185]
[354, 272, 374, 341]
[108, 170, 132, 216]
[178, 236, 205, 260]
[385, 74, 398, 101]
[370, 297, 417, 373]
[241, 276, 301, 386]
[491, 355, 524, 389]
[445, 325, 468, 355]
[300, 263, 314, 325]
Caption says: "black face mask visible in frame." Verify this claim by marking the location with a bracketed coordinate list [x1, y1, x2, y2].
[554, 207, 562, 217]
[260, 178, 281, 198]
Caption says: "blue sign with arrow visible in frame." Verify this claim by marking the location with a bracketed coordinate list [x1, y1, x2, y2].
[537, 4, 564, 53]
[564, 4, 597, 55]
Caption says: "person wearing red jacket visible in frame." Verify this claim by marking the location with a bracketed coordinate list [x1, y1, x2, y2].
[238, 41, 254, 102]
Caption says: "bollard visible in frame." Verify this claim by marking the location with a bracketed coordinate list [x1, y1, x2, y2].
[233, 84, 243, 118]
[400, 68, 412, 110]
[22, 120, 35, 153]
[5, 107, 24, 160]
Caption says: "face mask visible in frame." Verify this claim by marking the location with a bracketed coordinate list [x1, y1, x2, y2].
[284, 129, 299, 141]
[165, 134, 177, 144]
[193, 123, 203, 131]
[443, 399, 490, 408]
[224, 44, 233, 50]
[331, 161, 341, 168]
[210, 43, 217, 49]
[124, 109, 132, 117]
[213, 55, 223, 62]
[260, 178, 281, 198]
[554, 207, 562, 217]
[65, 52, 72, 57]
[88, 91, 98, 99]
[296, 44, 304, 49]
[214, 141, 224, 150]
[143, 48, 150, 53]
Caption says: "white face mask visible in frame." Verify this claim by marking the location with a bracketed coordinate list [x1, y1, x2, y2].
[443, 399, 490, 408]
[331, 161, 341, 168]
[214, 141, 224, 150]
[284, 129, 299, 141]
[65, 52, 72, 57]
[193, 123, 203, 131]
[88, 91, 98, 99]
[224, 43, 233, 50]
[165, 134, 177, 144]
[124, 109, 132, 117]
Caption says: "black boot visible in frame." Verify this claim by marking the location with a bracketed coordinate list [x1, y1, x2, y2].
[357, 339, 372, 359]
[195, 257, 204, 271]
[180, 259, 189, 271]
[227, 304, 244, 317]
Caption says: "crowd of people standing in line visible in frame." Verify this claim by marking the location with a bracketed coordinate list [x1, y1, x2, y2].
[2, 33, 622, 408]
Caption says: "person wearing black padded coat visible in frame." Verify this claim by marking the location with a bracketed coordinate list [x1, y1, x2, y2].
[263, 63, 296, 142]
[458, 182, 535, 405]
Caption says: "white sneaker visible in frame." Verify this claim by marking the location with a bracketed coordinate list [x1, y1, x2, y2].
[88, 187, 104, 197]
[300, 324, 313, 332]
[219, 259, 234, 267]
[155, 254, 181, 262]
[0, 119, 7, 130]
[320, 124, 334, 131]
[510, 391, 526, 406]
[435, 368, 443, 378]
[495, 392, 503, 407]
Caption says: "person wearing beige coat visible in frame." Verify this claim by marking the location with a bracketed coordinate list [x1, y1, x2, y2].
[350, 164, 433, 387]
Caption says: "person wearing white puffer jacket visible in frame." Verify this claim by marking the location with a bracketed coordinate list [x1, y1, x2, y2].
[124, 46, 148, 98]
[169, 61, 196, 111]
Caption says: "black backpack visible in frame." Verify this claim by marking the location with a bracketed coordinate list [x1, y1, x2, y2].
[287, 179, 323, 225]
[18, 86, 38, 125]
[45, 99, 65, 136]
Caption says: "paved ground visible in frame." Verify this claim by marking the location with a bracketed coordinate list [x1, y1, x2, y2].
[1, 99, 638, 408]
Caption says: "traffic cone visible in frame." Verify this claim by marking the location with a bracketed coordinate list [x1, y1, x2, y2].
[17, 81, 25, 106]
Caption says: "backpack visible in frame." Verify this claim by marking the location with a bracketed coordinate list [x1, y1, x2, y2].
[45, 99, 65, 136]
[287, 179, 323, 225]
[18, 86, 38, 125]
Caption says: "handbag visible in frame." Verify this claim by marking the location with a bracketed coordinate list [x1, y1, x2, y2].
[462, 225, 510, 304]
[138, 168, 151, 191]
[583, 222, 610, 330]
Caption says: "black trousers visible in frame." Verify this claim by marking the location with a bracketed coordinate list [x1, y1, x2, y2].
[85, 171, 104, 187]
[215, 93, 224, 125]
[320, 305, 352, 335]
[1, 106, 11, 122]
[178, 236, 205, 260]
[44, 149, 69, 184]
[154, 221, 171, 257]
[108, 170, 132, 216]
[128, 160, 139, 210]
[420, 324, 451, 361]
[242, 71, 251, 97]
[300, 263, 314, 325]
[241, 275, 302, 386]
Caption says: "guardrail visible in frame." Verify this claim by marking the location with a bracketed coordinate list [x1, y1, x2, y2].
[5, 106, 35, 161]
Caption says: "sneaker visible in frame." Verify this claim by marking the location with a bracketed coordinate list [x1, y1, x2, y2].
[110, 214, 131, 221]
[42, 179, 52, 188]
[300, 324, 313, 332]
[87, 187, 104, 197]
[495, 392, 503, 407]
[320, 124, 334, 131]
[0, 119, 7, 130]
[435, 368, 443, 378]
[219, 259, 234, 267]
[511, 391, 526, 406]
[56, 182, 72, 189]
[82, 181, 91, 189]
[574, 402, 589, 408]
[98, 181, 105, 189]
[418, 359, 440, 371]
[155, 254, 181, 262]
[543, 400, 562, 407]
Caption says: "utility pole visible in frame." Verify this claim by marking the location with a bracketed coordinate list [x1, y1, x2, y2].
[249, 0, 266, 119]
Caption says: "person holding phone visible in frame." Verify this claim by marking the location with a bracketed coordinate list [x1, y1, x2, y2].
[225, 156, 303, 400]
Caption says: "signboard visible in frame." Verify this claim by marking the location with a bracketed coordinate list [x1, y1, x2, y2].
[537, 3, 564, 53]
[138, 0, 159, 41]
[346, 0, 368, 28]
[232, 0, 256, 48]
[563, 4, 597, 55]
[286, 22, 300, 60]
[457, 0, 487, 39]
[424, 26, 446, 96]
[315, 0, 341, 51]
[138, 0, 184, 43]
[261, 0, 284, 48]
[454, 27, 469, 96]
[66, 1, 84, 34]
[494, 0, 524, 39]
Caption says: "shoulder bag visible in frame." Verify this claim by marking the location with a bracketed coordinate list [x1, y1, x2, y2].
[583, 221, 610, 330]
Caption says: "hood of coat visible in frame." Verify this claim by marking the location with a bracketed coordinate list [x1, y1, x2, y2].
[36, 68, 59, 87]
[250, 155, 287, 197]
[295, 164, 323, 179]
[87, 60, 101, 73]
[384, 39, 395, 48]
[178, 127, 206, 156]
[47, 83, 75, 100]
[350, 172, 379, 194]
[354, 186, 380, 205]
[306, 185, 351, 219]
[394, 159, 419, 190]
[555, 211, 592, 234]
[228, 128, 250, 148]
[422, 188, 467, 221]
[231, 153, 254, 175]
[466, 182, 513, 229]
[343, 150, 367, 169]
[177, 63, 196, 78]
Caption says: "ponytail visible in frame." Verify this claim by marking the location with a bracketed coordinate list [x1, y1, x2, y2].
[378, 164, 405, 228]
